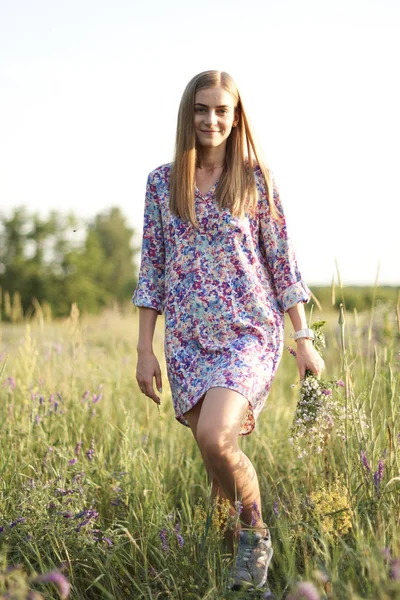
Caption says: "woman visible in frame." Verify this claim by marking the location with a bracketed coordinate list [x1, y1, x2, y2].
[133, 70, 324, 592]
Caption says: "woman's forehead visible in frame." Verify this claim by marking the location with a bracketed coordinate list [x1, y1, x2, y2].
[194, 87, 235, 107]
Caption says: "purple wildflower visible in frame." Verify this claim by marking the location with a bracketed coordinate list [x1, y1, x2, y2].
[149, 566, 157, 578]
[86, 439, 95, 461]
[360, 451, 371, 473]
[273, 500, 280, 518]
[3, 376, 16, 390]
[251, 500, 261, 526]
[74, 441, 83, 457]
[0, 526, 5, 533]
[49, 394, 54, 403]
[321, 389, 332, 397]
[102, 537, 113, 547]
[9, 516, 25, 528]
[75, 508, 99, 531]
[160, 528, 169, 552]
[175, 521, 184, 547]
[373, 459, 384, 491]
[54, 401, 59, 412]
[235, 500, 243, 516]
[39, 396, 44, 405]
[391, 558, 400, 581]
[92, 532, 113, 546]
[72, 471, 85, 484]
[110, 498, 123, 506]
[81, 390, 90, 402]
[35, 570, 70, 599]
[92, 393, 102, 403]
[335, 379, 345, 387]
[381, 547, 391, 562]
[286, 581, 321, 600]
[287, 346, 297, 357]
[35, 414, 41, 424]
[54, 488, 74, 497]
[68, 458, 77, 466]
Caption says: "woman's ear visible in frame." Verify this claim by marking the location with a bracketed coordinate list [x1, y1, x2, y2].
[232, 107, 240, 127]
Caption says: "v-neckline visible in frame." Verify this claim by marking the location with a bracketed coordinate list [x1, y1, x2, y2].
[195, 179, 219, 199]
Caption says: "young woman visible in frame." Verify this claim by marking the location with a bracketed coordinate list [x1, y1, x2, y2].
[133, 70, 324, 592]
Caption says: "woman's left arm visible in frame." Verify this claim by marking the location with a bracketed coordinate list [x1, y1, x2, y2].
[287, 303, 325, 379]
[257, 169, 324, 379]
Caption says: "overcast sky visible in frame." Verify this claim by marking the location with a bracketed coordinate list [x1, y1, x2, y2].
[0, 0, 399, 285]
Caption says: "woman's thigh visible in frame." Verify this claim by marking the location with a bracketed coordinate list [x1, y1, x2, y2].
[186, 387, 249, 448]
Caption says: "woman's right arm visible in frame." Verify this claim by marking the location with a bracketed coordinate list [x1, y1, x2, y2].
[136, 307, 162, 405]
[133, 171, 166, 405]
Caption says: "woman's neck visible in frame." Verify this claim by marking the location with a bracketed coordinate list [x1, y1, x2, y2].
[196, 146, 226, 170]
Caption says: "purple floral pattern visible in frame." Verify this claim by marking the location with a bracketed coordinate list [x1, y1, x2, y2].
[133, 163, 310, 434]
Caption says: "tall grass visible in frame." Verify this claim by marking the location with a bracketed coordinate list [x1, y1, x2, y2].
[0, 297, 399, 599]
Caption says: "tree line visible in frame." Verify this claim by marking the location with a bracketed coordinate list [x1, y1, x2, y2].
[0, 206, 140, 320]
[0, 206, 398, 322]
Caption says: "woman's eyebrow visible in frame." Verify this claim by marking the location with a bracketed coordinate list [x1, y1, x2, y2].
[194, 103, 231, 108]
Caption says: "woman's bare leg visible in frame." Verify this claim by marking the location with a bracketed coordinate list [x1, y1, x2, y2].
[185, 395, 239, 551]
[185, 388, 266, 537]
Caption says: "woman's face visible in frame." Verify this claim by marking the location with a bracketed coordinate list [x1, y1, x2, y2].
[194, 86, 238, 150]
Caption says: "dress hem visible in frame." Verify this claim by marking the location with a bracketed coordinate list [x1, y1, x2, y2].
[178, 383, 256, 436]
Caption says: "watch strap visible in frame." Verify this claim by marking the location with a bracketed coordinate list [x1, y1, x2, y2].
[290, 328, 315, 341]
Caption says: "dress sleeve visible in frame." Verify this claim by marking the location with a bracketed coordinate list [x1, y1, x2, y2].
[257, 170, 311, 312]
[132, 172, 166, 315]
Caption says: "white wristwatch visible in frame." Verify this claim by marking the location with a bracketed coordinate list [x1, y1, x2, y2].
[290, 328, 315, 341]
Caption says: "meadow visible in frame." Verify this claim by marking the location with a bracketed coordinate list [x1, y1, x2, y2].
[0, 293, 399, 600]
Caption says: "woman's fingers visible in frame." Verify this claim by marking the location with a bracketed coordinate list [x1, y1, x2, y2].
[311, 357, 325, 378]
[136, 354, 162, 406]
[137, 378, 161, 405]
[155, 368, 163, 394]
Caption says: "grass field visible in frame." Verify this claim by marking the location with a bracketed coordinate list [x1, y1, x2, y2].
[0, 297, 399, 599]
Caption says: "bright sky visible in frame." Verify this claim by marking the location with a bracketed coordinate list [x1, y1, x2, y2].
[0, 0, 399, 285]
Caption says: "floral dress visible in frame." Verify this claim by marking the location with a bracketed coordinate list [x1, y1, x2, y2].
[132, 163, 310, 435]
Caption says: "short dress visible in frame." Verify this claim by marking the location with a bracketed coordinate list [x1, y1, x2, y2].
[132, 163, 311, 435]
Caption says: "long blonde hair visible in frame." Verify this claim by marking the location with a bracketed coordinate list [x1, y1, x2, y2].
[170, 70, 277, 228]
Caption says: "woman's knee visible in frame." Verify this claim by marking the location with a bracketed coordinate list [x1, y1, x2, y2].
[196, 427, 238, 464]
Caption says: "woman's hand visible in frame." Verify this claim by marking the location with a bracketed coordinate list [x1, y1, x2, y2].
[136, 349, 163, 405]
[295, 338, 325, 379]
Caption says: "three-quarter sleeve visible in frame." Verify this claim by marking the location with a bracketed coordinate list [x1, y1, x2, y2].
[257, 169, 311, 312]
[132, 172, 166, 315]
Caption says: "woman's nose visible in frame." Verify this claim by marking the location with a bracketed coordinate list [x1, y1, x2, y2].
[204, 110, 218, 126]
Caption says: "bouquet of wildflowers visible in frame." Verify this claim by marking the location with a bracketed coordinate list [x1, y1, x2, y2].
[288, 320, 349, 459]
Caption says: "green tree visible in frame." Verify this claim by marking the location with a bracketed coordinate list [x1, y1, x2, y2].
[0, 206, 140, 319]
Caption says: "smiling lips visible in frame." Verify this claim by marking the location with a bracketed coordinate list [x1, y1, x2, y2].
[200, 130, 220, 133]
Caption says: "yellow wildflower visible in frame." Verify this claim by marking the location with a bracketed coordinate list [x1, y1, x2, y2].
[309, 476, 353, 540]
